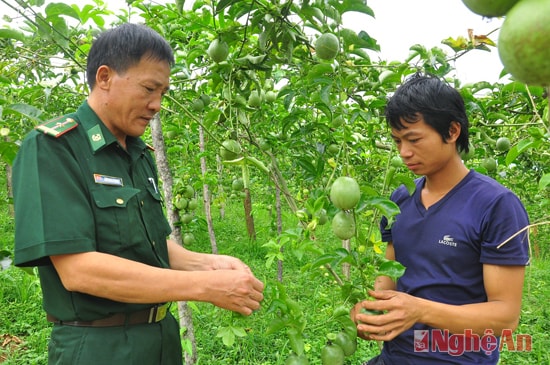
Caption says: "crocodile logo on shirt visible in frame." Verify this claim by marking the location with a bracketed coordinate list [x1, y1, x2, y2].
[438, 235, 457, 247]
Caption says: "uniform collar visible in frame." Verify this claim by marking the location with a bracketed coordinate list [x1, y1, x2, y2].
[76, 101, 147, 154]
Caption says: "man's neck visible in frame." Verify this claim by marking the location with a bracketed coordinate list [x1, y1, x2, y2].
[423, 156, 470, 195]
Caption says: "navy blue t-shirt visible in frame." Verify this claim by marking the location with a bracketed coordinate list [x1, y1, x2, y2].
[379, 170, 529, 364]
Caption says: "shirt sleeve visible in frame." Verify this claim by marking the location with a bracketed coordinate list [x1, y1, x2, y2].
[13, 132, 96, 267]
[479, 191, 530, 266]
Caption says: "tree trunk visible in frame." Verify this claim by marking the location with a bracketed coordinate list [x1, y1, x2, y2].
[198, 125, 218, 254]
[342, 239, 351, 280]
[243, 187, 256, 240]
[276, 184, 283, 282]
[5, 163, 13, 216]
[216, 154, 226, 220]
[150, 115, 197, 365]
[241, 164, 256, 240]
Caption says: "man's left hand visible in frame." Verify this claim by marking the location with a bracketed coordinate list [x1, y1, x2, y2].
[355, 290, 423, 341]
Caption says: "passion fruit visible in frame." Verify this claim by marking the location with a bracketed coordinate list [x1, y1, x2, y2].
[331, 211, 355, 240]
[220, 139, 242, 161]
[232, 178, 244, 191]
[264, 90, 277, 103]
[248, 90, 262, 108]
[462, 0, 519, 16]
[183, 232, 195, 245]
[333, 331, 357, 357]
[482, 157, 497, 172]
[330, 176, 361, 210]
[498, 0, 550, 86]
[207, 38, 229, 63]
[315, 33, 340, 60]
[191, 98, 204, 112]
[496, 137, 511, 152]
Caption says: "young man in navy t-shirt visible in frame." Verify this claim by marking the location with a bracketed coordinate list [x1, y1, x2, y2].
[352, 74, 530, 365]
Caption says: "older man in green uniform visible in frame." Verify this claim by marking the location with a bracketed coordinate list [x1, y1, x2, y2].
[13, 23, 264, 365]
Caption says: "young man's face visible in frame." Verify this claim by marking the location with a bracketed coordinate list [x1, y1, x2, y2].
[390, 116, 458, 177]
[100, 56, 171, 142]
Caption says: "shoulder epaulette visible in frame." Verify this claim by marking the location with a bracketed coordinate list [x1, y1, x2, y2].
[35, 117, 78, 138]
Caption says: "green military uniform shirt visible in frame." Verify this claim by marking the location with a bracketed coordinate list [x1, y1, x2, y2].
[13, 101, 182, 364]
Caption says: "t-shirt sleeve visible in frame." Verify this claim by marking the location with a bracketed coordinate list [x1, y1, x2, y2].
[13, 133, 96, 267]
[479, 191, 530, 265]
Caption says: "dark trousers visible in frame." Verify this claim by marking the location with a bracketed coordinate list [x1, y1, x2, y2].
[363, 354, 386, 365]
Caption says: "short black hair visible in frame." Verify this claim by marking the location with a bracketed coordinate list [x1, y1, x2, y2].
[384, 73, 469, 153]
[86, 23, 174, 89]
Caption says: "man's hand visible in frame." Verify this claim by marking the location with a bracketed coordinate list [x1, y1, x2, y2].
[353, 290, 423, 341]
[206, 269, 265, 316]
[208, 254, 252, 272]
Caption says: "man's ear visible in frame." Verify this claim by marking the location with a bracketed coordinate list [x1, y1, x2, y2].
[448, 121, 461, 142]
[95, 65, 113, 90]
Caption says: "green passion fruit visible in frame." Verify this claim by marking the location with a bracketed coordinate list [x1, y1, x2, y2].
[207, 39, 229, 63]
[321, 338, 345, 365]
[219, 139, 242, 161]
[498, 0, 550, 86]
[333, 331, 357, 357]
[284, 353, 309, 365]
[248, 91, 262, 108]
[331, 211, 355, 240]
[191, 98, 204, 112]
[462, 0, 519, 16]
[330, 176, 360, 210]
[496, 137, 511, 152]
[315, 33, 340, 60]
[232, 178, 244, 191]
[482, 157, 497, 172]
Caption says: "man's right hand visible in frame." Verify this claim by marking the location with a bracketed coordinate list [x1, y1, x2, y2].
[208, 269, 264, 316]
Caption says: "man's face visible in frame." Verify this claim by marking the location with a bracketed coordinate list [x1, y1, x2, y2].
[390, 116, 457, 176]
[101, 56, 170, 142]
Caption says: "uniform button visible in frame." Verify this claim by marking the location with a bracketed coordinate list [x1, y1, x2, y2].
[152, 241, 156, 246]
[116, 198, 124, 205]
[141, 200, 144, 206]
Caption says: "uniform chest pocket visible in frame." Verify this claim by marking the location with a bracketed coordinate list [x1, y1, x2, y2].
[90, 186, 141, 254]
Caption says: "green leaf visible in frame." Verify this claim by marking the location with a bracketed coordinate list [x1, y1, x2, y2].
[231, 326, 247, 338]
[361, 196, 400, 219]
[265, 317, 286, 336]
[45, 3, 80, 21]
[307, 64, 334, 80]
[216, 326, 236, 347]
[49, 16, 69, 48]
[377, 259, 406, 280]
[309, 253, 338, 269]
[5, 103, 43, 122]
[176, 0, 185, 13]
[341, 28, 379, 52]
[539, 174, 550, 190]
[393, 174, 416, 195]
[329, 0, 374, 16]
[287, 328, 305, 355]
[216, 0, 239, 13]
[0, 29, 26, 42]
[0, 141, 20, 166]
[505, 145, 519, 166]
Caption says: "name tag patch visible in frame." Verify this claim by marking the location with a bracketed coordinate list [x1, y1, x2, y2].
[94, 174, 123, 187]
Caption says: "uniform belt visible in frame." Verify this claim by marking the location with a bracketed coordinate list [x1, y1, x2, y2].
[46, 303, 170, 327]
